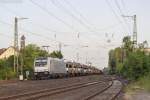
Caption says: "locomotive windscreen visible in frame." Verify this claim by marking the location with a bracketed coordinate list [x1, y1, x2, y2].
[35, 57, 48, 67]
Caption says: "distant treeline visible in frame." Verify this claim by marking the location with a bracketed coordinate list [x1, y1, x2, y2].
[108, 36, 150, 80]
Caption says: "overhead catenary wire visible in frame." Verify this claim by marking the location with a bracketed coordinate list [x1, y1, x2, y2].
[0, 20, 44, 40]
[63, 0, 93, 27]
[0, 32, 14, 47]
[0, 3, 120, 42]
[105, 0, 122, 23]
[0, 0, 128, 67]
[120, 0, 128, 14]
[0, 32, 12, 39]
[0, 4, 77, 34]
[1, 0, 123, 43]
[0, 20, 91, 50]
[50, 0, 99, 42]
[50, 0, 98, 33]
[0, 4, 122, 35]
[0, 5, 71, 46]
[0, 0, 122, 49]
[105, 0, 128, 35]
[30, 0, 93, 46]
[121, 0, 125, 8]
[30, 0, 94, 43]
[114, 0, 131, 35]
[63, 0, 123, 33]
[30, 0, 78, 32]
[114, 0, 123, 14]
[0, 20, 66, 46]
[119, 0, 132, 35]
[50, 0, 80, 27]
[31, 0, 120, 43]
[50, 0, 114, 44]
[0, 20, 120, 56]
[0, 3, 84, 47]
[0, 5, 94, 47]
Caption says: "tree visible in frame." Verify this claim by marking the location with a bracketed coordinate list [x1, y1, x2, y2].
[108, 36, 150, 80]
[108, 47, 124, 75]
[0, 57, 16, 80]
[123, 36, 133, 52]
[0, 44, 64, 80]
[23, 44, 48, 72]
[49, 51, 63, 59]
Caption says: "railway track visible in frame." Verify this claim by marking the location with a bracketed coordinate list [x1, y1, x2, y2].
[85, 80, 123, 100]
[39, 79, 122, 100]
[0, 80, 109, 100]
[0, 78, 122, 100]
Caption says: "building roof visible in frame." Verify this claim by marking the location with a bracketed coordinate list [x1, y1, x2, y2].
[144, 48, 150, 52]
[0, 48, 7, 55]
[0, 46, 15, 55]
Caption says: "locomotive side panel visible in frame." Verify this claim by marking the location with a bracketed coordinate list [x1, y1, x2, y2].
[50, 58, 67, 75]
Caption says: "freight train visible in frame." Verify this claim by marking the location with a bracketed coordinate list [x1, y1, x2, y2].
[34, 57, 102, 79]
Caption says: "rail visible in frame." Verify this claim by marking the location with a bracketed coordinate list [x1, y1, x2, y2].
[0, 80, 110, 100]
[85, 79, 123, 100]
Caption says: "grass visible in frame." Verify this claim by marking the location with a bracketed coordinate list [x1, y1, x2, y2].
[125, 74, 150, 93]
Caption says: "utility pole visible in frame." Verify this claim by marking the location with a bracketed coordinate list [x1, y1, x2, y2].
[85, 56, 87, 64]
[20, 35, 25, 78]
[54, 34, 62, 52]
[133, 15, 137, 47]
[14, 17, 28, 79]
[14, 17, 18, 73]
[58, 42, 62, 52]
[122, 15, 137, 48]
[76, 52, 79, 62]
[76, 33, 80, 62]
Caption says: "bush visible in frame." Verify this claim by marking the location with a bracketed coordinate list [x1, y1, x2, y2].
[119, 50, 149, 80]
[0, 67, 16, 80]
[109, 45, 150, 80]
[137, 74, 150, 91]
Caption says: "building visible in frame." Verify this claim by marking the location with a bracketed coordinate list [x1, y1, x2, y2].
[0, 35, 26, 60]
[144, 48, 150, 55]
[0, 47, 16, 59]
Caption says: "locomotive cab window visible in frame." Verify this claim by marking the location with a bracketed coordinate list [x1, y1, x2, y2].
[35, 57, 48, 67]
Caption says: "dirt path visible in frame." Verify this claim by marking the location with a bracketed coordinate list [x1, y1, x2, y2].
[122, 91, 150, 100]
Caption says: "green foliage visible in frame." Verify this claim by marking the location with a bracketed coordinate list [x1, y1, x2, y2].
[108, 36, 150, 80]
[0, 44, 65, 80]
[23, 44, 49, 73]
[108, 47, 123, 74]
[116, 63, 123, 75]
[137, 73, 150, 91]
[125, 73, 150, 92]
[0, 58, 16, 80]
[122, 51, 146, 79]
[123, 36, 133, 52]
[49, 51, 63, 59]
[0, 44, 49, 80]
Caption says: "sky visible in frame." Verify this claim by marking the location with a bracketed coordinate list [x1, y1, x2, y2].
[0, 0, 150, 69]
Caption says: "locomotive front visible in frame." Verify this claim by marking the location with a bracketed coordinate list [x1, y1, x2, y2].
[34, 57, 49, 79]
